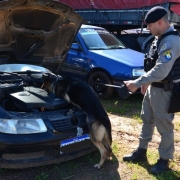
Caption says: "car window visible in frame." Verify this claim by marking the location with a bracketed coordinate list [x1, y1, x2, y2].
[79, 28, 126, 50]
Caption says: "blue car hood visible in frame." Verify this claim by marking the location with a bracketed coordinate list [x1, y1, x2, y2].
[90, 48, 144, 67]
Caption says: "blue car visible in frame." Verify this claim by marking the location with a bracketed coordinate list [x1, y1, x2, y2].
[60, 25, 145, 99]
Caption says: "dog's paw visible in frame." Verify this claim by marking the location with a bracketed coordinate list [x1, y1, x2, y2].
[94, 164, 101, 169]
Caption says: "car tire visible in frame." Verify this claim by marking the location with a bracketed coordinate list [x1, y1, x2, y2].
[88, 71, 114, 99]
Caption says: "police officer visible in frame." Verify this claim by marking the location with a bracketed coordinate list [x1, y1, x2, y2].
[122, 6, 180, 175]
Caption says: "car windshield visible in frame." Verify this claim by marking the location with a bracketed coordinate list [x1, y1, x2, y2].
[79, 28, 126, 50]
[0, 64, 51, 73]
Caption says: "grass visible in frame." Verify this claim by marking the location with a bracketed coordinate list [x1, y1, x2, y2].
[0, 94, 180, 180]
[101, 94, 143, 117]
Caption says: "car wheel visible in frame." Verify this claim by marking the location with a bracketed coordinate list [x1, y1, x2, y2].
[88, 71, 114, 99]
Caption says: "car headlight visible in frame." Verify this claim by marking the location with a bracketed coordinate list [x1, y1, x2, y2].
[0, 118, 47, 134]
[132, 69, 145, 77]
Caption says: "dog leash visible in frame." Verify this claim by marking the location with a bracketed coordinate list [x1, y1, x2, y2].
[95, 82, 133, 99]
[95, 82, 132, 93]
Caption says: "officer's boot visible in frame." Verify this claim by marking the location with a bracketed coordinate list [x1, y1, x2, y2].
[150, 158, 170, 175]
[123, 148, 147, 162]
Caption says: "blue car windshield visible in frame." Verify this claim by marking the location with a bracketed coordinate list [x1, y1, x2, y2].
[79, 28, 126, 50]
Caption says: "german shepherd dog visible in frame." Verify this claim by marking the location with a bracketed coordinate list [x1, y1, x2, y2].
[42, 73, 112, 169]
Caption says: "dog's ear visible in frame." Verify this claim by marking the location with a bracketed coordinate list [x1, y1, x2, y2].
[41, 73, 48, 89]
[41, 72, 56, 89]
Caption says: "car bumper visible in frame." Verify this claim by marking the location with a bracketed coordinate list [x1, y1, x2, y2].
[0, 131, 96, 169]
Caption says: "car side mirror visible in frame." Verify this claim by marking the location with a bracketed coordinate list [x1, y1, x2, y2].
[70, 43, 82, 51]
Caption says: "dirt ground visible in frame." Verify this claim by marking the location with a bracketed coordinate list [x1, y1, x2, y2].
[110, 113, 180, 152]
[0, 113, 179, 180]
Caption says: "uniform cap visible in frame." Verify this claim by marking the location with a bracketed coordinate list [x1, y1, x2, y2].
[145, 6, 168, 24]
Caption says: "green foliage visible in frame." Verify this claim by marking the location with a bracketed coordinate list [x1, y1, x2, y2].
[101, 94, 143, 116]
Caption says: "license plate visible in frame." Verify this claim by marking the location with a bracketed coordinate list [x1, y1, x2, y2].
[60, 134, 91, 153]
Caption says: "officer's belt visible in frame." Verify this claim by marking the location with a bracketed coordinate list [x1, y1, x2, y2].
[151, 81, 174, 91]
[151, 82, 164, 88]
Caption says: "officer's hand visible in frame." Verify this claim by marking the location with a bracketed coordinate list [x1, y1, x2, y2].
[141, 85, 149, 95]
[124, 80, 138, 92]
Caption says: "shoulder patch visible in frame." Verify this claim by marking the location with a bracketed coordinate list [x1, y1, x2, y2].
[160, 43, 168, 51]
[159, 42, 173, 63]
[159, 42, 171, 53]
[160, 50, 172, 63]
[163, 50, 172, 60]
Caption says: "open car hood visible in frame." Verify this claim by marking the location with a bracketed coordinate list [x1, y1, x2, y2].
[0, 0, 83, 73]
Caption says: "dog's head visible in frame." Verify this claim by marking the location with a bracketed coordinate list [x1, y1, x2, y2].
[41, 72, 61, 93]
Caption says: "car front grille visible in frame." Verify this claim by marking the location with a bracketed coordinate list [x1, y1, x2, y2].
[48, 112, 87, 131]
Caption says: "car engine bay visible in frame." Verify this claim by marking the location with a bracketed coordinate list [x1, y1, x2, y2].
[0, 71, 69, 112]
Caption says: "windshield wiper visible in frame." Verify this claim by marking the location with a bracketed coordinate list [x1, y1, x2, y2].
[13, 70, 43, 74]
[89, 47, 108, 50]
[108, 46, 125, 49]
[0, 71, 22, 83]
[12, 70, 44, 80]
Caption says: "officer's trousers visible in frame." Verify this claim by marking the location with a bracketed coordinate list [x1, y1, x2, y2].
[138, 85, 174, 160]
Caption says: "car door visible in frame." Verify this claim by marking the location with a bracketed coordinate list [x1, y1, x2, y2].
[60, 40, 89, 80]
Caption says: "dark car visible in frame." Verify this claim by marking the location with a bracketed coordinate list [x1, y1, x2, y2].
[60, 25, 145, 99]
[0, 0, 95, 169]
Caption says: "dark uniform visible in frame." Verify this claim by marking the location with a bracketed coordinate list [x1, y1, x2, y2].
[123, 6, 180, 175]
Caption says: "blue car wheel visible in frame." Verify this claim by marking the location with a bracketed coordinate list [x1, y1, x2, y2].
[88, 71, 114, 99]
